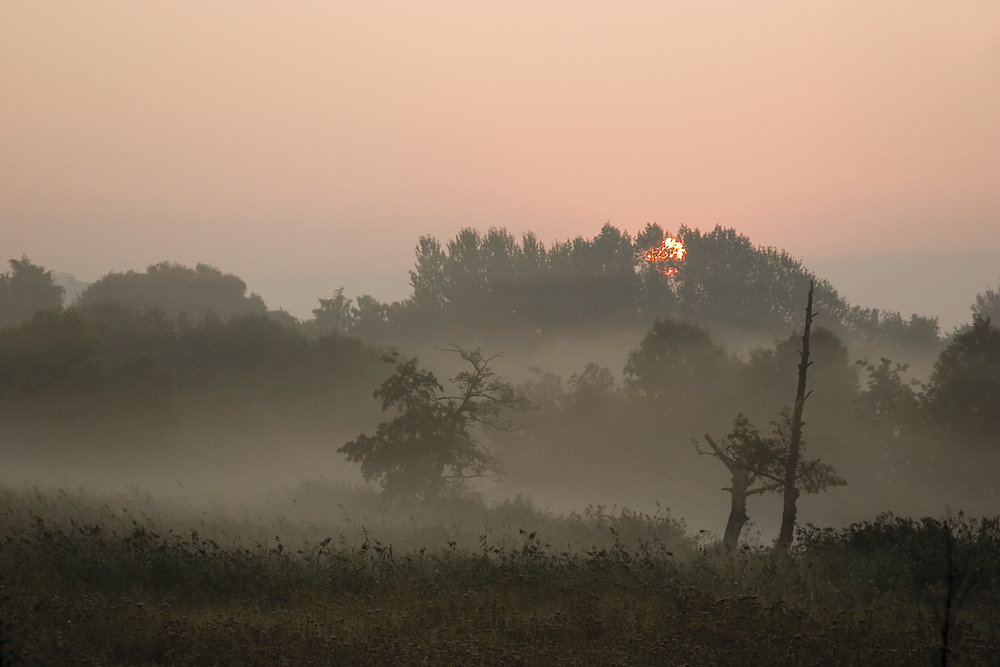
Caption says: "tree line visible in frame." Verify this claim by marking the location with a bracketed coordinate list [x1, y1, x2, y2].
[0, 261, 387, 458]
[1, 222, 953, 353]
[338, 280, 997, 547]
[313, 223, 945, 353]
[2, 225, 998, 546]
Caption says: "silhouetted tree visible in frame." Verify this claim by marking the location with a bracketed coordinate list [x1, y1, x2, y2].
[0, 256, 65, 328]
[480, 227, 519, 326]
[409, 236, 449, 314]
[444, 228, 488, 331]
[509, 231, 549, 326]
[339, 347, 527, 500]
[972, 279, 1000, 324]
[313, 287, 356, 335]
[702, 410, 844, 551]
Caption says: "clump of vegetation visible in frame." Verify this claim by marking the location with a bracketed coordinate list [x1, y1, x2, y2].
[339, 346, 528, 501]
[1, 486, 998, 664]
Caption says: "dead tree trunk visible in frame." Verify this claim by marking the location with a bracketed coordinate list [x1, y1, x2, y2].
[776, 281, 815, 550]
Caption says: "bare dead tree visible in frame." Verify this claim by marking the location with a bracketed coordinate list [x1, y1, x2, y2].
[777, 281, 815, 550]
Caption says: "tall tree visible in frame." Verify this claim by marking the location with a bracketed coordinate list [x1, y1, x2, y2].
[510, 231, 549, 326]
[409, 236, 448, 312]
[0, 256, 65, 328]
[444, 228, 487, 327]
[585, 223, 639, 321]
[777, 281, 815, 549]
[480, 227, 521, 328]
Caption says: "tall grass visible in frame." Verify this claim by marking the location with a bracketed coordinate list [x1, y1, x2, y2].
[2, 484, 998, 664]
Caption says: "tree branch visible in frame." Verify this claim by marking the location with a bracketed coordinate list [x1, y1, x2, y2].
[702, 434, 739, 471]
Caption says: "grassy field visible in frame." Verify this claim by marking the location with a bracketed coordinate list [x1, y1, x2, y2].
[1, 484, 998, 665]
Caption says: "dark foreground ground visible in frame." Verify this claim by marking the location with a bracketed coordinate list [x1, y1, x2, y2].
[2, 487, 998, 665]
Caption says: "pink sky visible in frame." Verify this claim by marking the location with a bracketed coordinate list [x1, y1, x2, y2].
[2, 2, 999, 321]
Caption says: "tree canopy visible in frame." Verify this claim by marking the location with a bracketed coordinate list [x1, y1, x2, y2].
[972, 279, 1000, 323]
[0, 256, 65, 328]
[77, 262, 267, 322]
[923, 315, 1000, 447]
[339, 347, 527, 500]
[623, 317, 738, 402]
[372, 223, 942, 353]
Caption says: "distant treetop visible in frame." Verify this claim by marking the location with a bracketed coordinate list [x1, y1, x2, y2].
[392, 222, 939, 346]
[0, 255, 65, 328]
[77, 262, 267, 322]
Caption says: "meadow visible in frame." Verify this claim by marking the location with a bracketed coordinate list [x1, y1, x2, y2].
[2, 484, 998, 665]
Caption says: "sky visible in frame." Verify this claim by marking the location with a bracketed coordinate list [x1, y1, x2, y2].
[2, 1, 999, 327]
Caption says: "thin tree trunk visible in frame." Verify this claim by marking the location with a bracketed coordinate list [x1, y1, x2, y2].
[777, 281, 814, 550]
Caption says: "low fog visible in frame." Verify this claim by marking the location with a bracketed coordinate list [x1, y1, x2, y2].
[2, 223, 997, 547]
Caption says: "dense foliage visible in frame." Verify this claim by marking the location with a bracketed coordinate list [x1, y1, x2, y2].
[2, 222, 948, 351]
[392, 223, 943, 348]
[972, 278, 1000, 323]
[77, 262, 267, 321]
[0, 256, 64, 329]
[340, 349, 527, 499]
[0, 302, 386, 469]
[923, 314, 1000, 448]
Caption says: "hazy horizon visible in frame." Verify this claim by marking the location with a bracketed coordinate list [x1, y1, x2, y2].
[3, 2, 998, 330]
[39, 240, 1000, 335]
